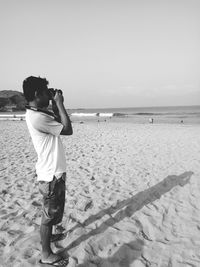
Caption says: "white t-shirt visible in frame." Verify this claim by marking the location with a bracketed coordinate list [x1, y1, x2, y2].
[26, 109, 66, 182]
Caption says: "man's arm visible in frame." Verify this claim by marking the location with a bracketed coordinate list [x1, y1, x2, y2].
[53, 91, 73, 136]
[52, 101, 61, 123]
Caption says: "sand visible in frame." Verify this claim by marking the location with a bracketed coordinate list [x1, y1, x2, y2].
[0, 120, 200, 267]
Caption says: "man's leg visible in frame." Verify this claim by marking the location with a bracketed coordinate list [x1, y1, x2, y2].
[40, 223, 52, 258]
[40, 223, 65, 263]
[51, 176, 66, 241]
[39, 180, 63, 263]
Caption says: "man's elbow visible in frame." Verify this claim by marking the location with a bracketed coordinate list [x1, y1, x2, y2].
[67, 128, 73, 135]
[60, 126, 73, 136]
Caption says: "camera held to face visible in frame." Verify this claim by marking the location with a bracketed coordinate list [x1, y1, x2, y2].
[48, 88, 63, 100]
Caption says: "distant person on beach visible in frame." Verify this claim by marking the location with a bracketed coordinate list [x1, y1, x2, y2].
[149, 118, 154, 124]
[23, 76, 73, 266]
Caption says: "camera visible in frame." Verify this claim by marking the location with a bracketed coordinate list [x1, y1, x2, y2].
[48, 88, 63, 100]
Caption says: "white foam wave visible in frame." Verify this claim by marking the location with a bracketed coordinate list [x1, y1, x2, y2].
[0, 114, 25, 118]
[98, 113, 113, 117]
[71, 113, 97, 117]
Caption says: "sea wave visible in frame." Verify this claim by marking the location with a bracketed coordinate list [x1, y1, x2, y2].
[133, 112, 158, 116]
[113, 112, 127, 117]
[71, 112, 128, 117]
[98, 113, 113, 117]
[70, 110, 200, 118]
[71, 113, 97, 117]
[71, 112, 114, 117]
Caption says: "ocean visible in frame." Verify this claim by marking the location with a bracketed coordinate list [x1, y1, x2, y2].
[0, 105, 199, 124]
[68, 105, 200, 124]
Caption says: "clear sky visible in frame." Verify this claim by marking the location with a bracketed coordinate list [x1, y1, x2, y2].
[0, 0, 199, 108]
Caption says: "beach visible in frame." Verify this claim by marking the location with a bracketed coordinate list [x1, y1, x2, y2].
[0, 120, 200, 267]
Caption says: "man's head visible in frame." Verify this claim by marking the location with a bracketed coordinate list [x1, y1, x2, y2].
[23, 76, 50, 108]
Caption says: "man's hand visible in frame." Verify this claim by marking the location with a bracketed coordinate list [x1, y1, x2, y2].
[51, 99, 60, 121]
[53, 90, 64, 107]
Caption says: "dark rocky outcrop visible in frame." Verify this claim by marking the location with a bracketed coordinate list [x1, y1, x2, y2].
[0, 90, 26, 111]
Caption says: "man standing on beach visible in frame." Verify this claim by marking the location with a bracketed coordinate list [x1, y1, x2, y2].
[23, 76, 72, 266]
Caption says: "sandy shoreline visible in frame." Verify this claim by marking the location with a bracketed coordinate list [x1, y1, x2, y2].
[0, 121, 200, 266]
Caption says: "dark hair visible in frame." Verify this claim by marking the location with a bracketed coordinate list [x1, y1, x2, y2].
[22, 76, 49, 102]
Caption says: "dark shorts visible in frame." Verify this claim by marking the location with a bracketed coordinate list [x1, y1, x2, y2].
[39, 173, 66, 226]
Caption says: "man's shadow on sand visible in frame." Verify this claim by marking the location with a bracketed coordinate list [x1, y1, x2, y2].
[59, 171, 193, 265]
[76, 238, 144, 267]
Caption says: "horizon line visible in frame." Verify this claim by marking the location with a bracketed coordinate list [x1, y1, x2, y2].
[68, 104, 200, 110]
